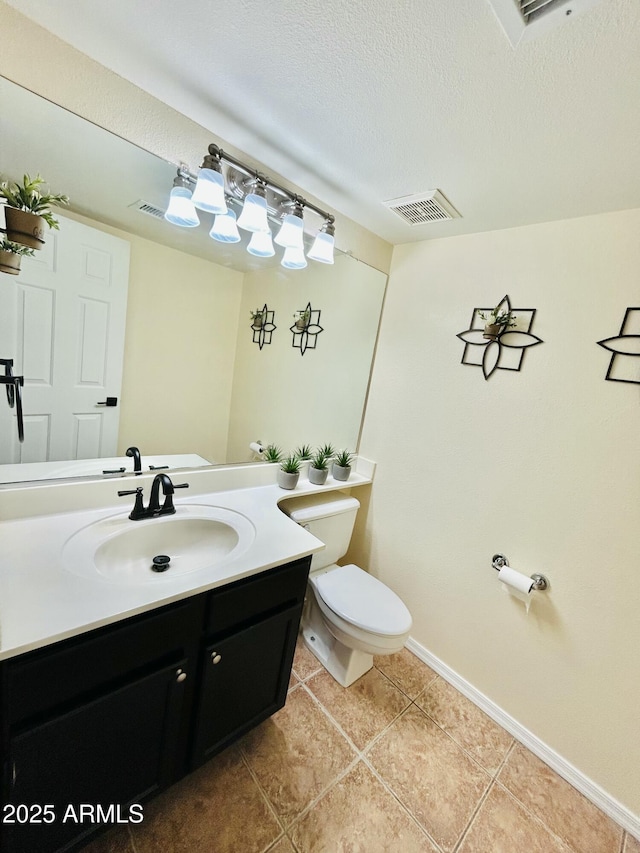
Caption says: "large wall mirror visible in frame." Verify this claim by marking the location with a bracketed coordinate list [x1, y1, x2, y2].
[0, 76, 387, 485]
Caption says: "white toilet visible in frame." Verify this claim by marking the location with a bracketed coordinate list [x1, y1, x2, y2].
[281, 492, 412, 687]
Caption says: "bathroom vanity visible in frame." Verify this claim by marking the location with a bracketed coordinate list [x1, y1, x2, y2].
[0, 555, 310, 853]
[0, 461, 374, 853]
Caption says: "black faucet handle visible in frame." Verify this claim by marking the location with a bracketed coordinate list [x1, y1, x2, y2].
[118, 486, 146, 520]
[174, 483, 190, 490]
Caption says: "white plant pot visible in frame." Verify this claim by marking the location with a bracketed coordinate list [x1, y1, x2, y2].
[332, 463, 351, 481]
[308, 466, 328, 485]
[277, 470, 299, 490]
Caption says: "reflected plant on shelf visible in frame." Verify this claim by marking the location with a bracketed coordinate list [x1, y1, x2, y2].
[249, 309, 264, 328]
[332, 449, 354, 482]
[0, 238, 35, 276]
[263, 444, 283, 464]
[294, 444, 313, 461]
[319, 442, 335, 460]
[309, 449, 330, 486]
[277, 454, 301, 490]
[0, 173, 69, 250]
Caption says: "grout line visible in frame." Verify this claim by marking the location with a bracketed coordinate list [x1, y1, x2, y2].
[620, 832, 627, 853]
[452, 778, 496, 853]
[360, 750, 445, 852]
[238, 740, 288, 841]
[126, 824, 139, 853]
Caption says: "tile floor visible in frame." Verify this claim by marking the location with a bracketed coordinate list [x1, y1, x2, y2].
[83, 639, 637, 853]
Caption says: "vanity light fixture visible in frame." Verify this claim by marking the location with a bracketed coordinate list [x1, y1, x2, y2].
[281, 246, 308, 270]
[164, 144, 335, 267]
[236, 181, 270, 233]
[191, 150, 227, 214]
[164, 170, 200, 227]
[209, 209, 241, 243]
[247, 229, 275, 257]
[307, 220, 335, 264]
[274, 200, 305, 249]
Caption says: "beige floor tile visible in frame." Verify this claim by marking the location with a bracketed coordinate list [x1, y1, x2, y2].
[241, 686, 356, 827]
[290, 761, 438, 852]
[415, 676, 513, 774]
[306, 666, 411, 750]
[374, 647, 438, 699]
[625, 833, 640, 852]
[458, 783, 573, 853]
[292, 637, 323, 680]
[78, 826, 134, 853]
[498, 743, 623, 853]
[367, 704, 491, 852]
[130, 745, 281, 853]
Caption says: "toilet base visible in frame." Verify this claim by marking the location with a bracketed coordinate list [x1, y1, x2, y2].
[301, 591, 374, 687]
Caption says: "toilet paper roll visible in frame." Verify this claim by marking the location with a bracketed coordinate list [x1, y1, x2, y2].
[498, 565, 534, 595]
[249, 442, 264, 455]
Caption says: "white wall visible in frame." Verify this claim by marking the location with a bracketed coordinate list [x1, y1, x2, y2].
[356, 207, 640, 815]
[227, 253, 387, 461]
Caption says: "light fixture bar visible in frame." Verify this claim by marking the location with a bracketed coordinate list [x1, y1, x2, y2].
[205, 144, 335, 228]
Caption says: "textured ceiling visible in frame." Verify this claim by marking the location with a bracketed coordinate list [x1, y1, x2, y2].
[4, 0, 640, 244]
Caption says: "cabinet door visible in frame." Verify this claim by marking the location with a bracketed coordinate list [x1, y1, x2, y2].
[191, 604, 301, 768]
[4, 658, 189, 853]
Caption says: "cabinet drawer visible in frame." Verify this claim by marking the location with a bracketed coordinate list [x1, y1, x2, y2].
[6, 596, 204, 727]
[204, 557, 310, 636]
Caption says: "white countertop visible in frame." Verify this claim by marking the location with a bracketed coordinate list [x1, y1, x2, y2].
[0, 462, 374, 661]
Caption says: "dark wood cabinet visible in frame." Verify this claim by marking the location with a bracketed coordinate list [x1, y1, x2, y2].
[0, 556, 310, 853]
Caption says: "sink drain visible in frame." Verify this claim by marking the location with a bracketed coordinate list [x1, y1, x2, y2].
[151, 554, 171, 573]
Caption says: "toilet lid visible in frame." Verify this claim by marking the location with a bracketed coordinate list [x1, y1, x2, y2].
[316, 564, 412, 636]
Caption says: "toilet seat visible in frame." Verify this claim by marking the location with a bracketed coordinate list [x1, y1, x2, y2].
[314, 564, 412, 637]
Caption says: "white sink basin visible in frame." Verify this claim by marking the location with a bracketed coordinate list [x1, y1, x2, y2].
[63, 504, 256, 584]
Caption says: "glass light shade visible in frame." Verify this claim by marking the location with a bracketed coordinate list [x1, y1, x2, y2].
[307, 230, 335, 264]
[209, 209, 241, 243]
[281, 246, 308, 270]
[247, 229, 275, 257]
[236, 192, 269, 233]
[164, 186, 200, 227]
[274, 212, 304, 249]
[191, 168, 227, 214]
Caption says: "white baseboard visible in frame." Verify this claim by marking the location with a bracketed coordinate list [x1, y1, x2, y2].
[406, 636, 640, 842]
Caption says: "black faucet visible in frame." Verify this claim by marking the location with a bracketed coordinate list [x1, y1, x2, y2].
[126, 446, 142, 474]
[118, 473, 189, 521]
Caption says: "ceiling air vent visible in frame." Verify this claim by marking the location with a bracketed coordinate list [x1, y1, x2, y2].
[487, 0, 604, 46]
[383, 190, 461, 226]
[128, 199, 165, 220]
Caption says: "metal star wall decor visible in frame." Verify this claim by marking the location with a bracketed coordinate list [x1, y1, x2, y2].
[456, 295, 543, 380]
[290, 302, 324, 356]
[250, 304, 276, 350]
[597, 307, 640, 384]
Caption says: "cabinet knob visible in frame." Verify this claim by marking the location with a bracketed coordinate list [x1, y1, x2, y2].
[176, 668, 187, 683]
[211, 653, 222, 665]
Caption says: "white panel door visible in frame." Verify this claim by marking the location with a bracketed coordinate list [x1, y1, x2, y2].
[0, 214, 130, 463]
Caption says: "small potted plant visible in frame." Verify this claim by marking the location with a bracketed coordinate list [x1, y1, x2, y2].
[1, 173, 69, 250]
[0, 239, 35, 276]
[332, 449, 354, 481]
[278, 454, 301, 490]
[250, 309, 264, 328]
[478, 306, 517, 341]
[308, 448, 330, 486]
[263, 444, 283, 464]
[319, 442, 335, 460]
[293, 309, 310, 330]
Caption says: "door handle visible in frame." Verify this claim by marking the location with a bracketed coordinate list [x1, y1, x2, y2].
[96, 397, 118, 407]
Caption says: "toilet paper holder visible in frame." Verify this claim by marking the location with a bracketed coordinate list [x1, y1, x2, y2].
[491, 554, 548, 591]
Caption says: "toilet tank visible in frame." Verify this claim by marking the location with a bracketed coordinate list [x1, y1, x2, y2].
[281, 493, 360, 570]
